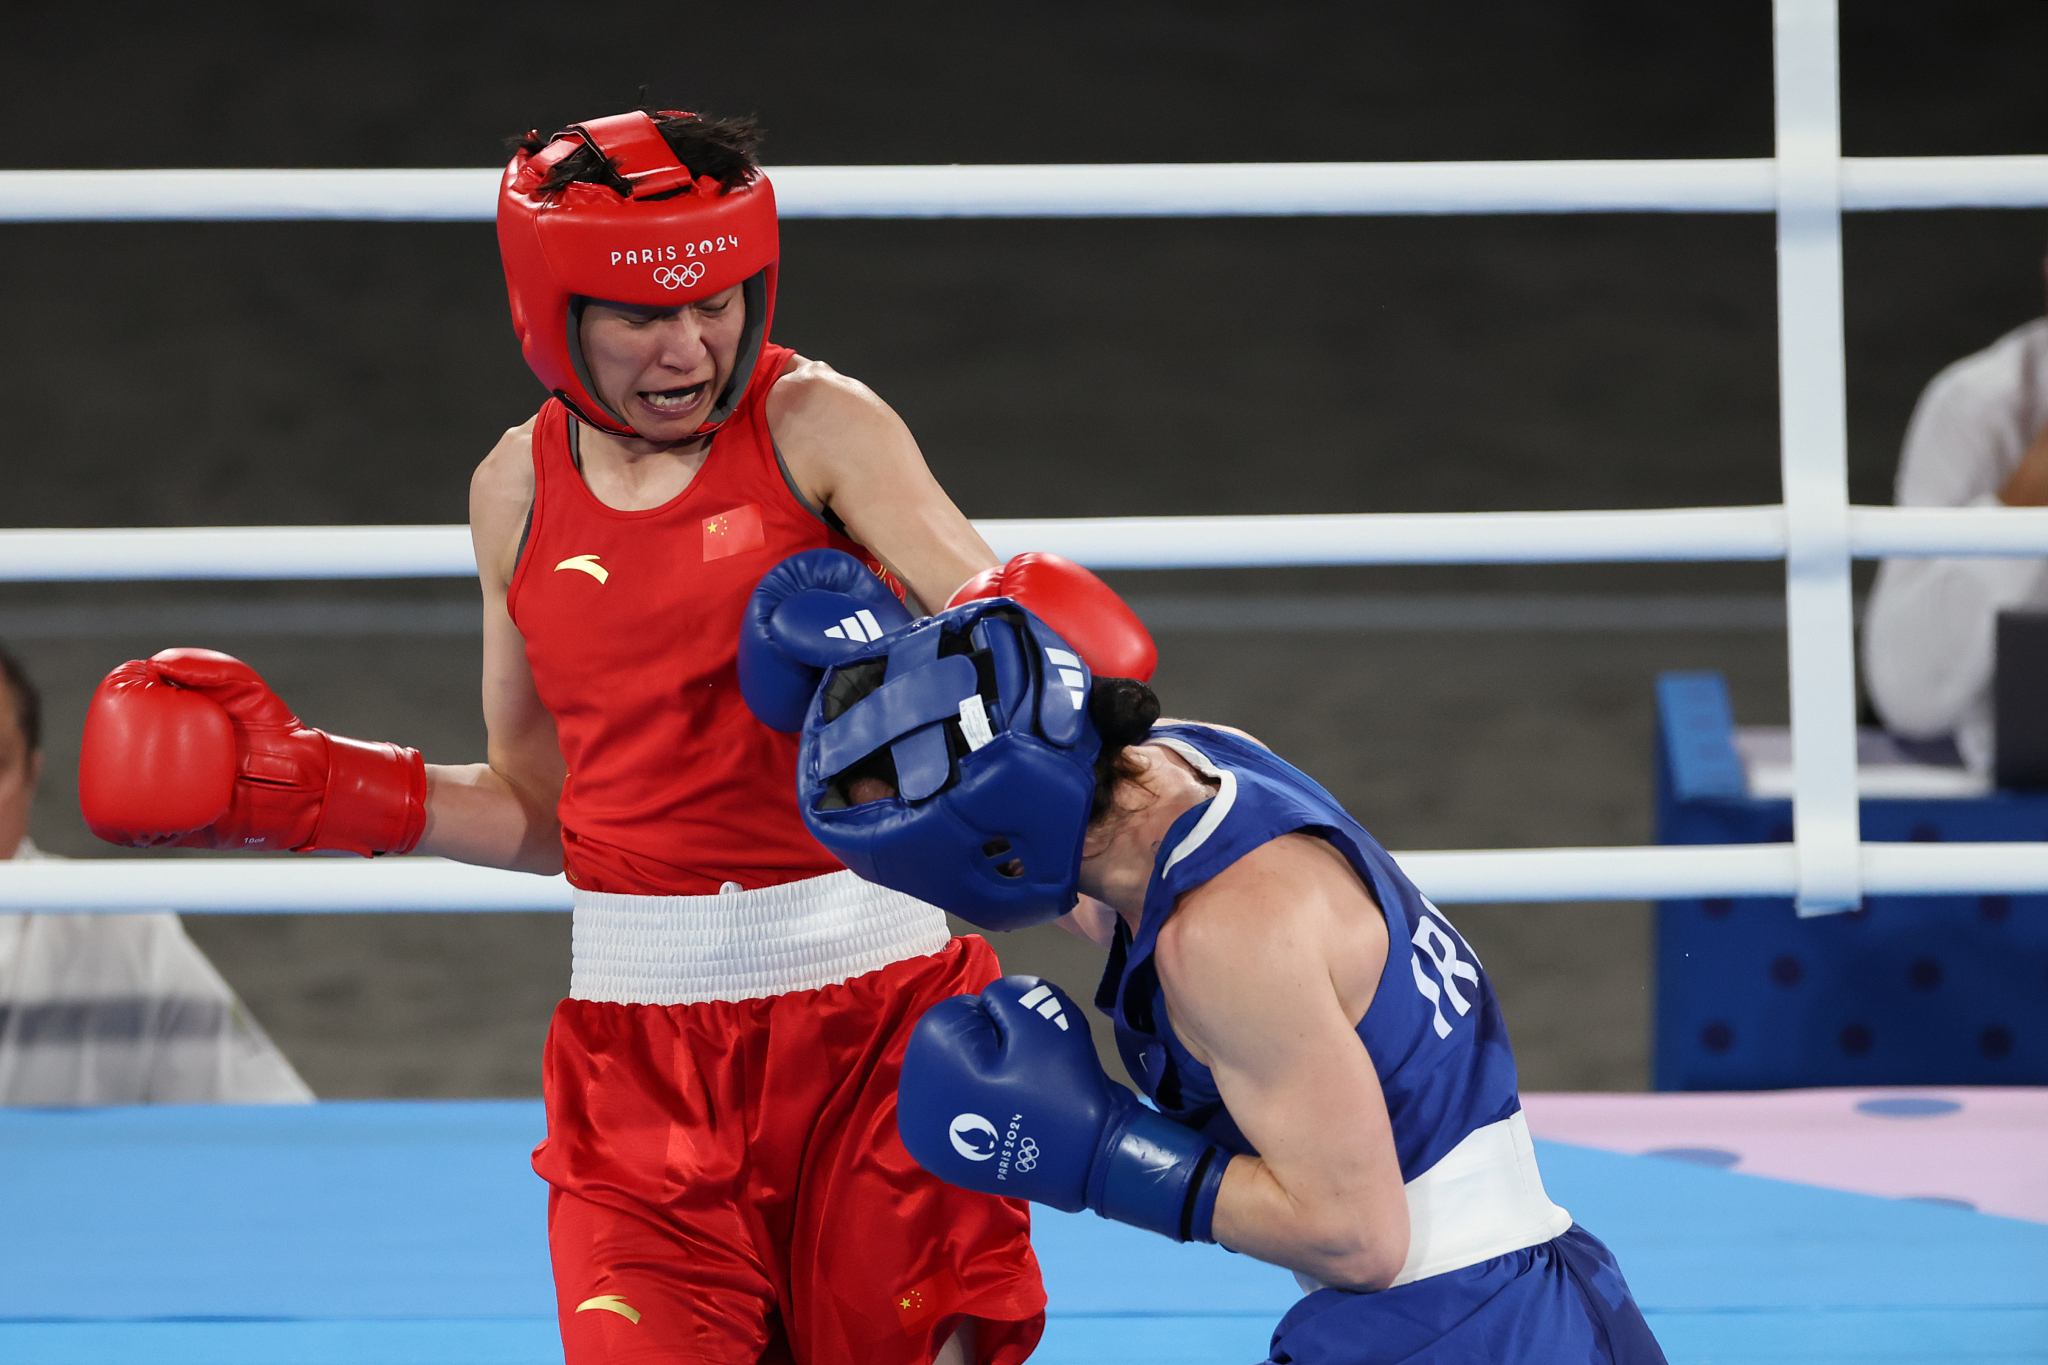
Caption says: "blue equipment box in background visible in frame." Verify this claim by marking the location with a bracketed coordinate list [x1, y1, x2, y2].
[1653, 672, 2048, 1091]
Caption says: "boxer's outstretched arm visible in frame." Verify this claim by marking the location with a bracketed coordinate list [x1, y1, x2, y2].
[1155, 833, 1408, 1291]
[415, 423, 567, 874]
[766, 358, 998, 611]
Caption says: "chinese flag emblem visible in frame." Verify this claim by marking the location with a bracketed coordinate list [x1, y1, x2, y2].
[702, 504, 766, 562]
[894, 1267, 963, 1332]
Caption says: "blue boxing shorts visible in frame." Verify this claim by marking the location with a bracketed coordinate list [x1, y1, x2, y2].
[1263, 1225, 1667, 1365]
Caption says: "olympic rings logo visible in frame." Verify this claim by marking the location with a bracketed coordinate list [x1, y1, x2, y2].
[652, 261, 706, 290]
[1014, 1138, 1040, 1173]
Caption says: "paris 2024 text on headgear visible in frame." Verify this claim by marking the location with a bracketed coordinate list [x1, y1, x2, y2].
[497, 110, 779, 439]
[800, 597, 1104, 933]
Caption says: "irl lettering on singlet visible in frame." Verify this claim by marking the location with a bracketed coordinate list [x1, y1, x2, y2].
[1409, 899, 1483, 1040]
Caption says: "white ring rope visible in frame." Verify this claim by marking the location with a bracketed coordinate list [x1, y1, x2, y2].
[0, 156, 2044, 223]
[9, 38, 2046, 907]
[5, 843, 2047, 913]
[3, 506, 2046, 581]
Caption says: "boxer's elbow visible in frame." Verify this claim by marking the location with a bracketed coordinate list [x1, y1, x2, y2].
[509, 836, 565, 878]
[1289, 1201, 1408, 1293]
[1300, 1239, 1406, 1294]
[1319, 1249, 1407, 1295]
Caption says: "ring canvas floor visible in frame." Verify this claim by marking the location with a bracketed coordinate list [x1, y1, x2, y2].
[1, 1099, 2040, 1365]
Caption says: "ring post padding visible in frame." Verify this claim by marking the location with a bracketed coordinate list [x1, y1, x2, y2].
[1773, 0, 1862, 917]
[1656, 673, 1749, 802]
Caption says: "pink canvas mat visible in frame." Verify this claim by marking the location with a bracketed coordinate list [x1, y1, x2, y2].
[1521, 1087, 2048, 1223]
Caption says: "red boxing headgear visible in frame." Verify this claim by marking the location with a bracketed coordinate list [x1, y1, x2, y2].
[497, 111, 780, 438]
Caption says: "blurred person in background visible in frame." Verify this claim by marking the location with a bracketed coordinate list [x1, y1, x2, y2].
[0, 642, 311, 1105]
[1863, 253, 2048, 770]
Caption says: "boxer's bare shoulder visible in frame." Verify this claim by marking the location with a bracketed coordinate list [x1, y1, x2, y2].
[762, 354, 991, 609]
[766, 354, 909, 465]
[1159, 832, 1388, 1056]
[470, 418, 538, 592]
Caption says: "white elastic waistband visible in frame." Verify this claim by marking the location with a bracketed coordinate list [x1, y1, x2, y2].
[1295, 1110, 1573, 1295]
[569, 870, 952, 1006]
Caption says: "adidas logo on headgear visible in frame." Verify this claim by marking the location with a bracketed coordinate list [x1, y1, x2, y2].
[1045, 648, 1086, 709]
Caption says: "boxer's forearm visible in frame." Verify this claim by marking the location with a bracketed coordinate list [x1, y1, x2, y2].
[417, 763, 563, 875]
[1211, 1154, 1407, 1293]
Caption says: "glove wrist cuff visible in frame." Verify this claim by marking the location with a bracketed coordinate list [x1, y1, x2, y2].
[1088, 1105, 1228, 1243]
[311, 736, 427, 856]
[1186, 1144, 1227, 1244]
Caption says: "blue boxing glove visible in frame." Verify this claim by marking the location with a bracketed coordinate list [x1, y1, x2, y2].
[740, 549, 914, 732]
[898, 975, 1230, 1243]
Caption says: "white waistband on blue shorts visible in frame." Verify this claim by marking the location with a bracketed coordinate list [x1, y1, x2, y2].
[1294, 1110, 1574, 1295]
[569, 869, 952, 1006]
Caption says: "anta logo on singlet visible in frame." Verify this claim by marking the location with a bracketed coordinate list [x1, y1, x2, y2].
[1015, 981, 1071, 1031]
[555, 554, 608, 584]
[949, 1113, 999, 1161]
[1409, 899, 1482, 1040]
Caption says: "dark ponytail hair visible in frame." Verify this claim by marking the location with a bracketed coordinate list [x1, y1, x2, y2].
[1088, 677, 1161, 825]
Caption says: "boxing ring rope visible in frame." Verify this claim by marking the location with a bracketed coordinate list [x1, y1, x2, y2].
[2, 156, 2045, 222]
[6, 841, 2048, 915]
[5, 0, 2045, 913]
[4, 506, 2047, 581]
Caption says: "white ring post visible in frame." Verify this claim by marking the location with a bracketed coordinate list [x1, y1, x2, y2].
[1775, 0, 1862, 916]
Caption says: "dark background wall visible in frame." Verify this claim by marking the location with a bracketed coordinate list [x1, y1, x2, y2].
[3, 1, 2044, 1096]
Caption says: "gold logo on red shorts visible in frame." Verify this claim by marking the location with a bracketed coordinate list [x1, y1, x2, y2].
[576, 1294, 641, 1324]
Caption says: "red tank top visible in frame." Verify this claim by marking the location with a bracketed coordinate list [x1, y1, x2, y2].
[506, 346, 892, 895]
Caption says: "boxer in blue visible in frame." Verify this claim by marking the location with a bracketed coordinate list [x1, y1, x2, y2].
[741, 558, 1668, 1365]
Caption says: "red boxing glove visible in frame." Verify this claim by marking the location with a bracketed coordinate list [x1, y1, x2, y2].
[948, 552, 1157, 682]
[80, 648, 426, 857]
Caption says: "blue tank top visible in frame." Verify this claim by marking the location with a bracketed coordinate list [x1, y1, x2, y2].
[1094, 723, 1523, 1180]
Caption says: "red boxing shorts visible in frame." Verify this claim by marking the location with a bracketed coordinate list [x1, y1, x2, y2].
[534, 934, 1045, 1365]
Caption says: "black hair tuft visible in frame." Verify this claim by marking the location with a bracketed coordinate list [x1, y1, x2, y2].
[1087, 676, 1160, 823]
[512, 110, 764, 196]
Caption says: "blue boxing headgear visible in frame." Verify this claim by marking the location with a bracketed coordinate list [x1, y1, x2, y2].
[799, 599, 1102, 932]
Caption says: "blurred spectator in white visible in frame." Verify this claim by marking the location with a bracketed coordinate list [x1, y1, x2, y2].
[1863, 263, 2048, 772]
[0, 642, 312, 1105]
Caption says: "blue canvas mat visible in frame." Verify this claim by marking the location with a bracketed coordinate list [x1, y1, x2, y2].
[0, 1102, 2040, 1364]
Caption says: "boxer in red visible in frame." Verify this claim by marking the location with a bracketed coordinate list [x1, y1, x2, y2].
[76, 110, 1156, 1365]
